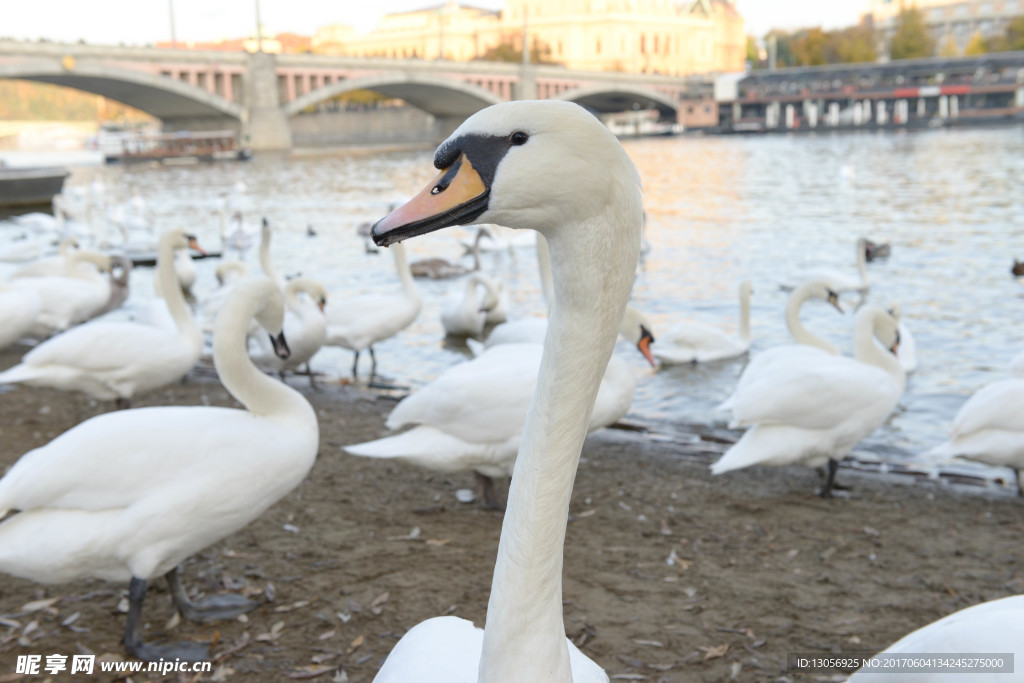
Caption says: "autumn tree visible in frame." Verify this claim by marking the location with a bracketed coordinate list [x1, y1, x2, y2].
[964, 31, 988, 55]
[476, 38, 557, 64]
[746, 35, 761, 67]
[830, 23, 877, 63]
[989, 15, 1024, 51]
[790, 27, 828, 65]
[938, 34, 960, 56]
[889, 6, 935, 59]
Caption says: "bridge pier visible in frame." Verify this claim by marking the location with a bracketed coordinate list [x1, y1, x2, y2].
[243, 52, 292, 151]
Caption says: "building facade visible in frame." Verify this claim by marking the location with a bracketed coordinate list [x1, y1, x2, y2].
[869, 0, 1023, 56]
[313, 0, 746, 76]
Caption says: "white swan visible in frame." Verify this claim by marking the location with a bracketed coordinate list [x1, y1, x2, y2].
[1011, 349, 1024, 377]
[324, 241, 422, 376]
[653, 280, 752, 364]
[713, 305, 904, 497]
[199, 261, 252, 334]
[889, 303, 917, 374]
[847, 595, 1024, 682]
[11, 250, 113, 336]
[0, 285, 41, 350]
[478, 273, 509, 325]
[365, 99, 642, 682]
[924, 372, 1024, 496]
[174, 247, 198, 294]
[440, 273, 498, 337]
[250, 277, 328, 374]
[258, 217, 285, 288]
[0, 230, 204, 409]
[346, 342, 639, 509]
[0, 277, 318, 662]
[7, 237, 80, 280]
[781, 237, 869, 293]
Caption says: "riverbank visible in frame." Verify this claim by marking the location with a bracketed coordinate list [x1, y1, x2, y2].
[1, 348, 1021, 682]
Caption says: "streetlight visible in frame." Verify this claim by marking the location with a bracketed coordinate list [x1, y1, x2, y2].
[168, 0, 177, 48]
[254, 0, 264, 52]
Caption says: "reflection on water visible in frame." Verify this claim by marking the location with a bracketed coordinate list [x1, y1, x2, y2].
[2, 126, 1022, 474]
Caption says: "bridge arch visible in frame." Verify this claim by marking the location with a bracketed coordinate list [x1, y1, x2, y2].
[285, 72, 503, 119]
[0, 58, 242, 121]
[553, 83, 679, 117]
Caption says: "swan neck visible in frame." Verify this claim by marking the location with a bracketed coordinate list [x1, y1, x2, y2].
[480, 222, 638, 682]
[856, 240, 868, 282]
[158, 243, 201, 351]
[259, 224, 283, 287]
[738, 285, 751, 342]
[392, 243, 418, 298]
[213, 289, 311, 419]
[786, 286, 838, 355]
[536, 233, 553, 314]
[854, 309, 904, 379]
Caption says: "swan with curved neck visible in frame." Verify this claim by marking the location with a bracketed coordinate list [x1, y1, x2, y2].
[369, 100, 641, 681]
[784, 280, 844, 354]
[654, 280, 752, 364]
[324, 241, 422, 377]
[0, 230, 203, 409]
[713, 305, 904, 496]
[252, 277, 328, 375]
[0, 278, 318, 661]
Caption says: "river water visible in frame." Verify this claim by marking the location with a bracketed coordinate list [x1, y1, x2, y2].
[2, 125, 1022, 482]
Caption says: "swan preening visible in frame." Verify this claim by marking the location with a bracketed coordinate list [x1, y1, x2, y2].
[0, 230, 204, 409]
[366, 99, 642, 682]
[714, 305, 905, 497]
[0, 277, 319, 661]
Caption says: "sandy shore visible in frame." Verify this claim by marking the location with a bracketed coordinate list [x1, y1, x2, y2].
[1, 347, 1022, 682]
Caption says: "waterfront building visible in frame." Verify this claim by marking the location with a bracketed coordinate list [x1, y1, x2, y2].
[868, 0, 1024, 57]
[312, 0, 746, 76]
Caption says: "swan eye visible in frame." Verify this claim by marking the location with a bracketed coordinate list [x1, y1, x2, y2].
[509, 131, 529, 146]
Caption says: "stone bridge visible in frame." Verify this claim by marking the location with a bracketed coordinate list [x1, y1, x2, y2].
[0, 40, 703, 149]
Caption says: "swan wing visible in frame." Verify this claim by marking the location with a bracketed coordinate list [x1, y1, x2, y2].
[728, 356, 899, 430]
[950, 379, 1024, 438]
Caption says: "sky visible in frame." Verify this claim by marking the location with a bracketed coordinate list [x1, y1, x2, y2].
[1, 1, 868, 46]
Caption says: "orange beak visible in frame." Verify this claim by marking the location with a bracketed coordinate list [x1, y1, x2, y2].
[188, 236, 207, 256]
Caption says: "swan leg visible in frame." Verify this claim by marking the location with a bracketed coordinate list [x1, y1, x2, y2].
[369, 346, 378, 377]
[475, 472, 505, 511]
[819, 458, 840, 498]
[124, 576, 209, 662]
[1016, 469, 1023, 497]
[351, 351, 360, 378]
[166, 567, 260, 623]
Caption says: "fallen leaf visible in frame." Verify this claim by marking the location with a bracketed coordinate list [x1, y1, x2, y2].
[371, 592, 390, 615]
[347, 634, 364, 654]
[275, 600, 311, 613]
[22, 597, 60, 612]
[701, 643, 729, 660]
[318, 630, 336, 641]
[632, 639, 663, 648]
[287, 665, 337, 679]
[425, 538, 451, 546]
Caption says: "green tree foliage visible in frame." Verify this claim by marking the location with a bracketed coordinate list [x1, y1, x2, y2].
[790, 27, 828, 66]
[938, 34, 961, 57]
[746, 35, 760, 67]
[831, 24, 877, 63]
[964, 31, 988, 55]
[889, 6, 935, 60]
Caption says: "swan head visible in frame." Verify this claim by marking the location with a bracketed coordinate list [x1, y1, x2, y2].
[620, 305, 656, 367]
[247, 278, 291, 360]
[794, 280, 843, 314]
[286, 277, 328, 313]
[108, 255, 132, 287]
[372, 100, 642, 247]
[859, 305, 900, 355]
[160, 229, 205, 255]
[216, 261, 250, 286]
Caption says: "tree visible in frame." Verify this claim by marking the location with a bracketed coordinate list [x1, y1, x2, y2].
[938, 34, 960, 57]
[791, 27, 828, 66]
[889, 6, 935, 60]
[831, 23, 877, 63]
[964, 31, 988, 55]
[989, 15, 1024, 51]
[746, 35, 761, 68]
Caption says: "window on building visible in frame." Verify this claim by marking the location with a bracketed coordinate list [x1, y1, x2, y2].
[641, 34, 646, 54]
[596, 38, 601, 54]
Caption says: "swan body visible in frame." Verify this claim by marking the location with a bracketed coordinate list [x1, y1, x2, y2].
[366, 99, 641, 683]
[6, 238, 80, 280]
[782, 237, 869, 293]
[0, 277, 318, 660]
[11, 250, 112, 336]
[0, 285, 42, 350]
[654, 281, 751, 364]
[925, 376, 1024, 495]
[251, 277, 327, 373]
[713, 305, 904, 495]
[478, 274, 508, 325]
[0, 231, 203, 405]
[346, 343, 637, 480]
[325, 242, 422, 375]
[847, 595, 1024, 682]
